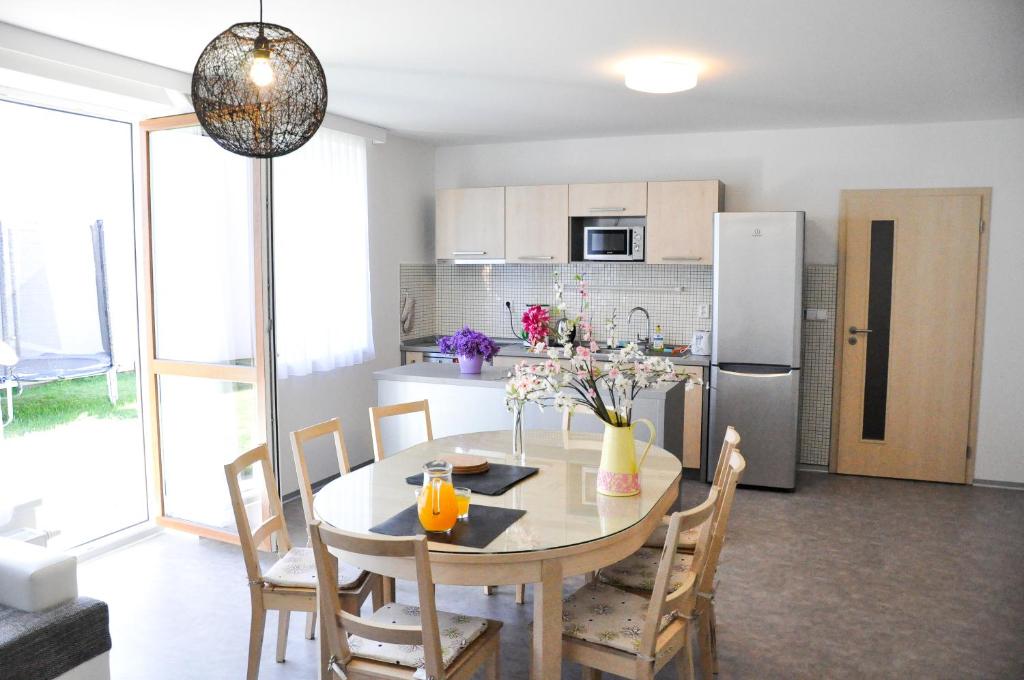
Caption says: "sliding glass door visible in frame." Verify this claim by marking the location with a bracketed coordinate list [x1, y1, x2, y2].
[139, 114, 271, 541]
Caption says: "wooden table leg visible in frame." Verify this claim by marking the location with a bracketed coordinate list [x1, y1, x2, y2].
[531, 560, 562, 680]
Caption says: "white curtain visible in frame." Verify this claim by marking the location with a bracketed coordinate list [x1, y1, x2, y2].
[272, 128, 374, 378]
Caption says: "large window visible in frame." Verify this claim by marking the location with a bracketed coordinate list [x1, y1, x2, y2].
[0, 99, 147, 549]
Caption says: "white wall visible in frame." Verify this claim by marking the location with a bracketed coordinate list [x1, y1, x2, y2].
[276, 134, 435, 495]
[436, 118, 1024, 484]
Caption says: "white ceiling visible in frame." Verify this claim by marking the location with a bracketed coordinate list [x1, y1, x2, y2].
[2, 0, 1022, 144]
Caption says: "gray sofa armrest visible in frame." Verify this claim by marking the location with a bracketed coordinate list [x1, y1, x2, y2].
[0, 598, 111, 680]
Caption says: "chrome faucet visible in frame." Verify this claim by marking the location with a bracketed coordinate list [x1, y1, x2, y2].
[627, 306, 651, 350]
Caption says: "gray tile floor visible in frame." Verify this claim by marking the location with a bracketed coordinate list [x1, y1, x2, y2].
[78, 473, 1024, 679]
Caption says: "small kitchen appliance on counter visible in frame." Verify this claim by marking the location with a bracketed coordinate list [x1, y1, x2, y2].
[708, 211, 804, 490]
[690, 330, 711, 355]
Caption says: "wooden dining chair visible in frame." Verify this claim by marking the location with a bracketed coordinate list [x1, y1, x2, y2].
[643, 426, 741, 552]
[592, 449, 746, 678]
[561, 403, 594, 430]
[290, 418, 384, 617]
[558, 482, 720, 680]
[369, 400, 433, 462]
[309, 520, 503, 680]
[224, 444, 377, 680]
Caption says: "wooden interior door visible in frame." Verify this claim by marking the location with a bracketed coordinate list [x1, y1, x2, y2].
[834, 189, 987, 483]
[139, 113, 270, 542]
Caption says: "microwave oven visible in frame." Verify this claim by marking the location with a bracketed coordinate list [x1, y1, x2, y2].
[583, 225, 645, 261]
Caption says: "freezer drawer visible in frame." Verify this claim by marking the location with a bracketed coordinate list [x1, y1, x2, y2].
[708, 365, 800, 489]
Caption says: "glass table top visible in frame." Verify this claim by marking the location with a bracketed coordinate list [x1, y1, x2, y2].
[313, 429, 682, 554]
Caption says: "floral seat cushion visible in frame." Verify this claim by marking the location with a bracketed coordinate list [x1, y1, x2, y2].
[560, 582, 676, 654]
[347, 603, 489, 671]
[263, 547, 364, 589]
[643, 523, 701, 550]
[598, 547, 693, 592]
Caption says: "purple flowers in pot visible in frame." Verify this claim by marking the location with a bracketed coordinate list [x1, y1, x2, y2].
[437, 327, 500, 361]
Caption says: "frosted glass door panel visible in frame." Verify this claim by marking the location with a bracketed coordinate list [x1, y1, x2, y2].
[149, 127, 255, 366]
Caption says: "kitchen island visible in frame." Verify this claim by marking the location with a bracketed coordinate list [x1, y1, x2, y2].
[374, 361, 695, 471]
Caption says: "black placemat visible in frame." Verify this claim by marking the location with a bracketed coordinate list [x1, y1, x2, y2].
[369, 504, 526, 549]
[404, 463, 539, 496]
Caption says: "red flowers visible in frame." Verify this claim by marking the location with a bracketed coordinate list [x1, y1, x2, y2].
[521, 305, 552, 345]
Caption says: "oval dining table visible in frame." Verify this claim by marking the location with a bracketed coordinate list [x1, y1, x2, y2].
[313, 429, 682, 680]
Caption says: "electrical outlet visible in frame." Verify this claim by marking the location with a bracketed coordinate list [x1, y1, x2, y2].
[699, 304, 711, 319]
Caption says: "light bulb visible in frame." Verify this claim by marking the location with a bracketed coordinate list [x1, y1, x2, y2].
[250, 51, 274, 87]
[623, 59, 698, 94]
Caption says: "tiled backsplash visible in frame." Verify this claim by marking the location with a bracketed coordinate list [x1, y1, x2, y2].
[434, 262, 713, 346]
[399, 262, 838, 468]
[800, 265, 838, 467]
[399, 264, 437, 341]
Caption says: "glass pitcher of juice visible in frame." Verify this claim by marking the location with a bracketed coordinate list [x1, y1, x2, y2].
[417, 460, 458, 533]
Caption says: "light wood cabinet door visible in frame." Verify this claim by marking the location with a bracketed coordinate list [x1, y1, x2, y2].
[646, 180, 723, 264]
[505, 185, 569, 263]
[568, 182, 647, 216]
[435, 187, 505, 260]
[680, 366, 704, 469]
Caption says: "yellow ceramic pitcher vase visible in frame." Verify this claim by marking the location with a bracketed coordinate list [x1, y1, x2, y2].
[596, 416, 656, 497]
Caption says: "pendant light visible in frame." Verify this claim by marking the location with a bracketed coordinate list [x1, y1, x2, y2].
[191, 0, 328, 158]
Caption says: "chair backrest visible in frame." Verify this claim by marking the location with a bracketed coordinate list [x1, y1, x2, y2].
[561, 403, 593, 431]
[639, 448, 746, 657]
[709, 425, 741, 489]
[369, 400, 433, 462]
[223, 444, 292, 584]
[290, 418, 352, 525]
[695, 449, 746, 596]
[309, 520, 446, 678]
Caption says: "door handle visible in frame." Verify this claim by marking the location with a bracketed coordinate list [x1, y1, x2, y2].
[518, 255, 554, 260]
[847, 326, 872, 345]
[662, 255, 703, 262]
[452, 250, 486, 256]
[588, 207, 626, 212]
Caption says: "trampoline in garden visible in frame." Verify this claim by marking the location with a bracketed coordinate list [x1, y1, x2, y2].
[0, 220, 118, 427]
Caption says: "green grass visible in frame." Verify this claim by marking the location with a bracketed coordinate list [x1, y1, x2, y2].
[4, 371, 139, 437]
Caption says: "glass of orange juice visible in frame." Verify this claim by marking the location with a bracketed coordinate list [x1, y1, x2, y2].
[417, 460, 458, 533]
[455, 487, 471, 520]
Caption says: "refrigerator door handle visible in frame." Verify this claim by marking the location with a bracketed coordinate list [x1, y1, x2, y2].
[716, 363, 796, 377]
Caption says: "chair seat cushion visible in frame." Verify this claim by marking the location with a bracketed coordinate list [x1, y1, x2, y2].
[348, 603, 489, 670]
[598, 547, 692, 592]
[643, 523, 700, 550]
[263, 547, 364, 589]
[560, 582, 675, 654]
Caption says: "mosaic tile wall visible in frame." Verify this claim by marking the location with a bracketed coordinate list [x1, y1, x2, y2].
[433, 262, 714, 346]
[399, 262, 839, 467]
[799, 265, 838, 467]
[398, 263, 436, 341]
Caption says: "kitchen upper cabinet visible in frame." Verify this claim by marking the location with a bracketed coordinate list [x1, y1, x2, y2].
[568, 182, 647, 217]
[435, 187, 505, 261]
[646, 180, 723, 264]
[505, 184, 569, 263]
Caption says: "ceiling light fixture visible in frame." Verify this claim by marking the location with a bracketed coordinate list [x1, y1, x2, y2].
[623, 59, 699, 94]
[191, 0, 327, 158]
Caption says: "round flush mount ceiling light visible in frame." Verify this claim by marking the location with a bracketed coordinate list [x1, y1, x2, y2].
[192, 0, 327, 158]
[623, 59, 699, 94]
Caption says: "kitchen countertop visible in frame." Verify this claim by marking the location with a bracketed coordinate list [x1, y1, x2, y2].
[400, 337, 711, 368]
[375, 362, 683, 401]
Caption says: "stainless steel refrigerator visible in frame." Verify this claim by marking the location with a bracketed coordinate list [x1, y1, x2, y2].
[707, 212, 804, 489]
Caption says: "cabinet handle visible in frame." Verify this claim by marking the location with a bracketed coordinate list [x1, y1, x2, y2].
[518, 255, 554, 260]
[452, 250, 486, 256]
[589, 207, 626, 212]
[662, 256, 703, 262]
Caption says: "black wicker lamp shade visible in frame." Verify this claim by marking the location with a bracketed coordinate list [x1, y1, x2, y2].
[192, 22, 328, 158]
